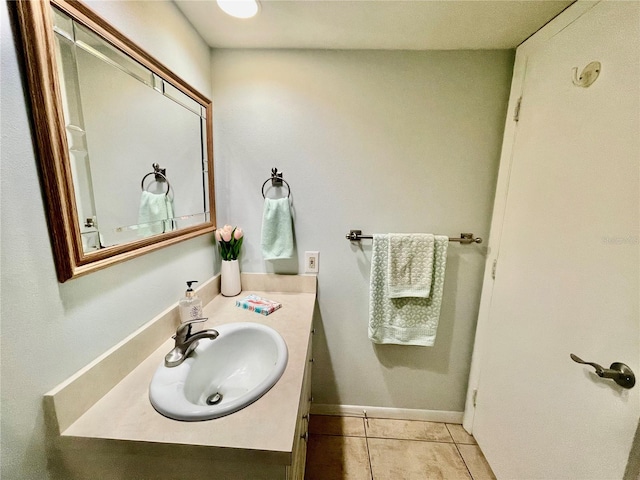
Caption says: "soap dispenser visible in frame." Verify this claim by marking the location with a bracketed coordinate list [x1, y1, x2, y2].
[179, 281, 203, 330]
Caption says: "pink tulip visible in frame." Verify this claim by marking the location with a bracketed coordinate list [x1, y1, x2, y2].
[221, 229, 232, 242]
[214, 230, 222, 242]
[233, 227, 243, 240]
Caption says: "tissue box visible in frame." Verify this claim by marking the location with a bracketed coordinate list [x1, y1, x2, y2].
[235, 294, 282, 316]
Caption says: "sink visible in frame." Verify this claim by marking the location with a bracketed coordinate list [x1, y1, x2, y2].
[149, 322, 288, 421]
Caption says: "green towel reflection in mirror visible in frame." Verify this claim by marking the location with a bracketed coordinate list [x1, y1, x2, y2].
[138, 191, 176, 237]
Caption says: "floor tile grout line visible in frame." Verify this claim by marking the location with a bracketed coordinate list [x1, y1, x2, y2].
[444, 423, 457, 444]
[364, 432, 478, 480]
[305, 416, 486, 480]
[365, 436, 456, 444]
[306, 415, 495, 477]
[362, 417, 375, 480]
[365, 417, 475, 479]
[454, 441, 476, 480]
[306, 415, 491, 477]
[310, 415, 476, 444]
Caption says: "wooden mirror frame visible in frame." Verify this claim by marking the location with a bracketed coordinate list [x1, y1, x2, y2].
[14, 0, 216, 282]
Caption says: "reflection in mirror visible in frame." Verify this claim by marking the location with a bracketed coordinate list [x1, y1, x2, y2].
[52, 7, 210, 252]
[13, 0, 215, 282]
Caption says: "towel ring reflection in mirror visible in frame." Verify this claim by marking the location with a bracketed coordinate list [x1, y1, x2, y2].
[141, 163, 171, 196]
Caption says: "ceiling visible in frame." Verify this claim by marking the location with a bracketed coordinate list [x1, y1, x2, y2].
[174, 0, 575, 50]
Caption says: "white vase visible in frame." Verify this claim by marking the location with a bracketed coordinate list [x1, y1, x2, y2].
[221, 259, 241, 297]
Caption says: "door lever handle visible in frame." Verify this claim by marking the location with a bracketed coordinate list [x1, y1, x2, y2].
[570, 354, 636, 389]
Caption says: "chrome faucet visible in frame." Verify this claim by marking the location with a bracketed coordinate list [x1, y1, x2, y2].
[164, 318, 219, 367]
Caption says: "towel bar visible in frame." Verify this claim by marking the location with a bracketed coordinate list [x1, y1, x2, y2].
[345, 230, 482, 244]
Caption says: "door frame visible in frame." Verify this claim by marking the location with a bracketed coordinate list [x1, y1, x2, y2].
[462, 0, 601, 432]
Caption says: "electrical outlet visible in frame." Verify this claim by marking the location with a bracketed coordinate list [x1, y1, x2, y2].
[305, 251, 319, 274]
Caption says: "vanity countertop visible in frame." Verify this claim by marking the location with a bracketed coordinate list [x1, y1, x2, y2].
[57, 289, 316, 464]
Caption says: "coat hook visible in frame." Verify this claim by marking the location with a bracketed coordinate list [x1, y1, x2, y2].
[572, 61, 601, 88]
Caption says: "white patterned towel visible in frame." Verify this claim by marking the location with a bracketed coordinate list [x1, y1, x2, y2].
[369, 234, 448, 346]
[388, 233, 435, 298]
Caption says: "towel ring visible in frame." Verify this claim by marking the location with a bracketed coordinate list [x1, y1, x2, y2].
[141, 171, 171, 196]
[261, 178, 291, 198]
[261, 168, 291, 198]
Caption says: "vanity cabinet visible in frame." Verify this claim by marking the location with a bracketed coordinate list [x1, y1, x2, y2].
[287, 330, 313, 479]
[44, 280, 318, 480]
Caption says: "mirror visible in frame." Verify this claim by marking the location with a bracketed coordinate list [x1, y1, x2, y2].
[14, 0, 216, 282]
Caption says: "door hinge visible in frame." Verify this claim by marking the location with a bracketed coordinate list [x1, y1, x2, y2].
[513, 96, 522, 122]
[491, 259, 497, 280]
[472, 389, 478, 407]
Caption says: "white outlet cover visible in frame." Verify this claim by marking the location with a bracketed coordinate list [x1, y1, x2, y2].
[305, 251, 319, 273]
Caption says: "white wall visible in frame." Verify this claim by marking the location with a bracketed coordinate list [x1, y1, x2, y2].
[211, 49, 514, 411]
[0, 2, 215, 479]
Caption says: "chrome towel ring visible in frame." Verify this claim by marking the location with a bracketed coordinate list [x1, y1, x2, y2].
[141, 163, 171, 196]
[261, 167, 291, 199]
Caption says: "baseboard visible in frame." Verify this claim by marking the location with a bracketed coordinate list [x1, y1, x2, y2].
[310, 404, 463, 424]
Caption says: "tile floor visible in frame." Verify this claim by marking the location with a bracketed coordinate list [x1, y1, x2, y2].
[304, 416, 495, 480]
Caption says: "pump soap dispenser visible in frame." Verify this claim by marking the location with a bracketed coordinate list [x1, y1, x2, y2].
[179, 281, 204, 331]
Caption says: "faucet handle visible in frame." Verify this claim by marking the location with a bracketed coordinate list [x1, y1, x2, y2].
[175, 317, 209, 338]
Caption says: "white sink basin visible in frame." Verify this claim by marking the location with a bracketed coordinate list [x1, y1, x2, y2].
[149, 322, 288, 421]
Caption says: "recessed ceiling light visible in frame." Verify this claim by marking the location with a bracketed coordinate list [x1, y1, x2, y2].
[216, 0, 260, 19]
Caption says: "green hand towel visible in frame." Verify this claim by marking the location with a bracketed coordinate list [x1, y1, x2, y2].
[261, 197, 294, 260]
[388, 233, 435, 298]
[369, 234, 448, 346]
[138, 191, 175, 237]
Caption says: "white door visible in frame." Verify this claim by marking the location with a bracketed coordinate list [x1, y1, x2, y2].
[472, 1, 640, 479]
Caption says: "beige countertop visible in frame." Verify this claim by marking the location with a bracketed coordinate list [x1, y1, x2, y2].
[58, 289, 316, 465]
